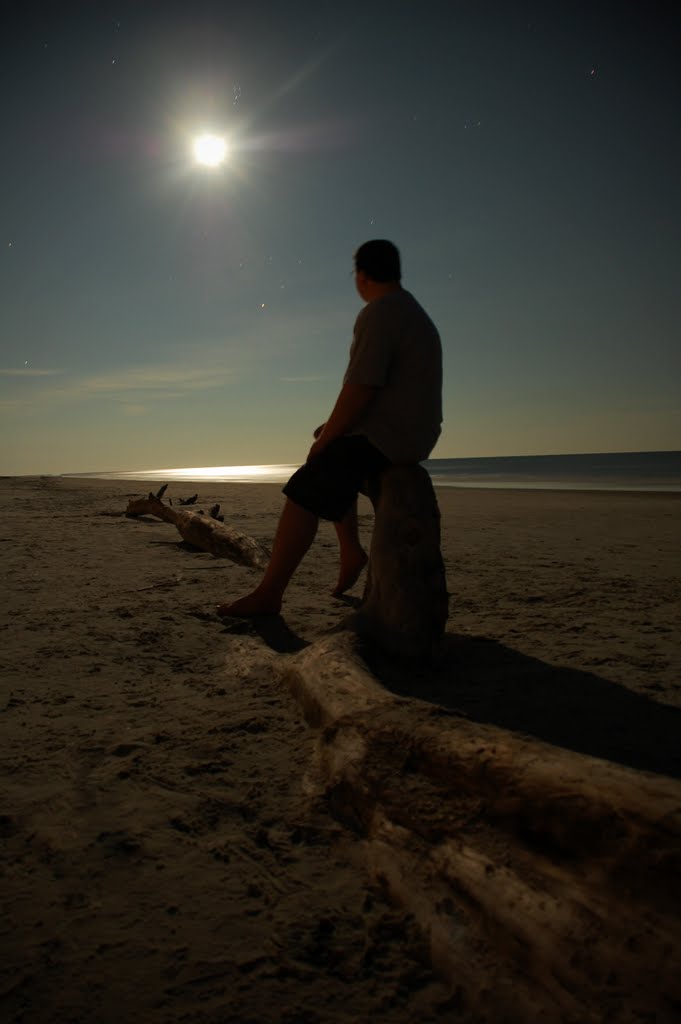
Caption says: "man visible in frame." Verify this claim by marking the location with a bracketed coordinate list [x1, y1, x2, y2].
[218, 239, 442, 618]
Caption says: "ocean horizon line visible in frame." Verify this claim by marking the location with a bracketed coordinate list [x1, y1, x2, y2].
[60, 450, 681, 493]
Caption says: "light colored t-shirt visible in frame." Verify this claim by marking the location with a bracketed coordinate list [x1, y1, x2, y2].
[343, 288, 443, 463]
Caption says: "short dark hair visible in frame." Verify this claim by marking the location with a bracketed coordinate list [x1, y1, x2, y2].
[354, 239, 401, 282]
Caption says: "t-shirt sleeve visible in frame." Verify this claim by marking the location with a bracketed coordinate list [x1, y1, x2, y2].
[343, 306, 392, 388]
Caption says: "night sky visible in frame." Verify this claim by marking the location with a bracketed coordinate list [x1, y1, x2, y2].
[2, 1, 680, 475]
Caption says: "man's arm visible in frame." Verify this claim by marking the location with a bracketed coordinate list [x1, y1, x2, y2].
[307, 381, 377, 461]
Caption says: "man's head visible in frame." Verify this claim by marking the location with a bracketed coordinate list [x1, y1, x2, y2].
[353, 239, 401, 283]
[353, 239, 402, 302]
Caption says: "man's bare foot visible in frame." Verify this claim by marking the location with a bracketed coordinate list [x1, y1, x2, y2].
[217, 589, 282, 618]
[332, 550, 368, 597]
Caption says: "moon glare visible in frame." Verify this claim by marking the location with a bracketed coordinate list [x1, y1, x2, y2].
[192, 134, 228, 167]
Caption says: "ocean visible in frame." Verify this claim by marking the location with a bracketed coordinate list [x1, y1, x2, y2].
[67, 450, 681, 492]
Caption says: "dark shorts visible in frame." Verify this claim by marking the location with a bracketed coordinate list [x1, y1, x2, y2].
[283, 435, 390, 522]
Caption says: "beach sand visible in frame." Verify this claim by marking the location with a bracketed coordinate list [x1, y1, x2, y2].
[1, 475, 680, 1022]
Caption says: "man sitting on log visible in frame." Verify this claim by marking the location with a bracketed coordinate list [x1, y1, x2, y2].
[218, 239, 443, 618]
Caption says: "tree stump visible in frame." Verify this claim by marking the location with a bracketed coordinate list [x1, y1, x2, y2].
[357, 464, 448, 658]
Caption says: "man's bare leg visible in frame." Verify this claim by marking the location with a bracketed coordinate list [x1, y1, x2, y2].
[217, 499, 318, 617]
[332, 499, 368, 597]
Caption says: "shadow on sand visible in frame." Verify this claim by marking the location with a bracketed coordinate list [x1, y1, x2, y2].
[219, 614, 310, 655]
[216, 607, 680, 780]
[366, 632, 681, 781]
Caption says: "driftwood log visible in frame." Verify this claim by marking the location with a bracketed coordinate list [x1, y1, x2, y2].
[125, 489, 270, 569]
[357, 464, 448, 658]
[283, 633, 681, 1023]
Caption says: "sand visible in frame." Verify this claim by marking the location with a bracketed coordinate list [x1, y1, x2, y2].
[1, 475, 680, 1022]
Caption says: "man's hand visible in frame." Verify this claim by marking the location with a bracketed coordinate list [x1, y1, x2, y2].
[306, 383, 377, 463]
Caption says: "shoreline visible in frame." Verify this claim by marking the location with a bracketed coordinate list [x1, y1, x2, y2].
[29, 447, 681, 494]
[6, 470, 681, 497]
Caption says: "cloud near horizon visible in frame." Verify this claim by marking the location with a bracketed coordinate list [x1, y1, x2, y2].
[0, 361, 236, 408]
[79, 365, 232, 396]
[280, 375, 328, 383]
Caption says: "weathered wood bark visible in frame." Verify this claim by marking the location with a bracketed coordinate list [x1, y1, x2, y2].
[282, 633, 681, 1023]
[125, 493, 270, 569]
[357, 464, 448, 658]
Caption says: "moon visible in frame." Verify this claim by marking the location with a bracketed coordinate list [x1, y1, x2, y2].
[192, 133, 229, 168]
